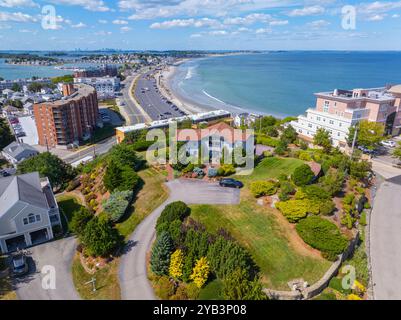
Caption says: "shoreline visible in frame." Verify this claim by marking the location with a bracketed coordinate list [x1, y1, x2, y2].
[157, 54, 283, 119]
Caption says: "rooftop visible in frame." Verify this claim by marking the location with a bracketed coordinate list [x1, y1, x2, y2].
[34, 83, 96, 107]
[315, 86, 399, 102]
[2, 141, 38, 159]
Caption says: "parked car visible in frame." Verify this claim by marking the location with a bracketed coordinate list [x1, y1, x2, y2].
[357, 145, 377, 155]
[382, 140, 396, 148]
[219, 178, 244, 189]
[12, 254, 29, 277]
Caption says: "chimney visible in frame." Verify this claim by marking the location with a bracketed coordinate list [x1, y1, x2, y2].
[62, 83, 75, 97]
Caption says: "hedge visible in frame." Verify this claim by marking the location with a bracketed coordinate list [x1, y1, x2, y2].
[275, 200, 309, 223]
[250, 181, 278, 198]
[292, 164, 315, 186]
[296, 216, 348, 260]
[157, 201, 190, 227]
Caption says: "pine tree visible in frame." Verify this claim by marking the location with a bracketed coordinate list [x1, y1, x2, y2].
[169, 249, 184, 280]
[150, 232, 174, 276]
[190, 256, 210, 288]
[222, 268, 266, 300]
[103, 160, 123, 192]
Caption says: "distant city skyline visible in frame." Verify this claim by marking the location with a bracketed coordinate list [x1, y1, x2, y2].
[0, 0, 401, 50]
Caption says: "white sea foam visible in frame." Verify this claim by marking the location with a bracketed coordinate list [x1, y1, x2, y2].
[202, 90, 227, 105]
[185, 66, 196, 80]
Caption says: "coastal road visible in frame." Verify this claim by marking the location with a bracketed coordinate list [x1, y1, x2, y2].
[371, 174, 401, 300]
[121, 75, 149, 125]
[15, 237, 80, 300]
[134, 71, 186, 121]
[119, 179, 240, 300]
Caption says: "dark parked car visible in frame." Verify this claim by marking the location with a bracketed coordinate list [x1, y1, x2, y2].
[219, 178, 244, 189]
[12, 255, 29, 277]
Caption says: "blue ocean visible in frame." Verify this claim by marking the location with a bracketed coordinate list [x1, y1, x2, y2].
[170, 52, 401, 118]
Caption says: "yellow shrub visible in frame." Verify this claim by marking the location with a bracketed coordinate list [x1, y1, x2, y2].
[169, 249, 184, 280]
[347, 294, 362, 300]
[190, 257, 210, 288]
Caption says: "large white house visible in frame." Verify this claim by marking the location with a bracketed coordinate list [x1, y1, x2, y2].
[0, 172, 62, 253]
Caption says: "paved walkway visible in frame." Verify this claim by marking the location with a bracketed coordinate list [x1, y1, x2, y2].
[119, 179, 240, 300]
[370, 172, 401, 300]
[15, 237, 80, 300]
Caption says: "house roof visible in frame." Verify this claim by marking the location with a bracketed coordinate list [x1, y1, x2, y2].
[307, 161, 322, 176]
[389, 84, 401, 95]
[0, 172, 49, 218]
[2, 141, 38, 161]
[177, 122, 251, 143]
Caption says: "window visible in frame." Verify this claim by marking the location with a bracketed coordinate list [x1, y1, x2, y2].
[23, 218, 28, 225]
[329, 120, 334, 125]
[28, 214, 35, 223]
[308, 123, 313, 128]
[35, 215, 41, 222]
[323, 101, 329, 112]
[317, 116, 321, 121]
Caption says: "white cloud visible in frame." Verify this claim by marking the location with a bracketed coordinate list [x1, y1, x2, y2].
[392, 13, 400, 18]
[113, 19, 128, 25]
[150, 17, 221, 29]
[0, 0, 37, 8]
[359, 1, 401, 14]
[307, 19, 330, 28]
[367, 14, 386, 21]
[95, 30, 112, 35]
[124, 0, 296, 20]
[120, 26, 132, 32]
[223, 13, 272, 25]
[269, 20, 288, 26]
[98, 19, 107, 23]
[255, 27, 271, 34]
[190, 33, 202, 38]
[72, 22, 87, 28]
[287, 5, 325, 17]
[48, 0, 109, 12]
[208, 30, 227, 35]
[0, 11, 36, 22]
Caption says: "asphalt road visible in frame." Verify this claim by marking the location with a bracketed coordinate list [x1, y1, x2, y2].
[63, 136, 117, 164]
[119, 179, 240, 300]
[134, 71, 186, 121]
[121, 75, 148, 124]
[15, 237, 80, 300]
[371, 175, 401, 300]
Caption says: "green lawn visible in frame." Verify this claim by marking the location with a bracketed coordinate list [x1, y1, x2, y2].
[56, 194, 85, 232]
[190, 157, 330, 290]
[237, 157, 304, 183]
[92, 125, 117, 143]
[116, 167, 169, 239]
[198, 279, 224, 300]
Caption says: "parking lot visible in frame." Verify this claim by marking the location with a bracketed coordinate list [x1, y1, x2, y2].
[134, 71, 186, 120]
[6, 115, 38, 145]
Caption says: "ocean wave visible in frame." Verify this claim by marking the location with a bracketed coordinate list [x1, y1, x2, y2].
[185, 66, 196, 80]
[202, 90, 228, 105]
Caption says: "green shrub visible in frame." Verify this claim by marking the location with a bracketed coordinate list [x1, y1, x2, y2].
[217, 164, 236, 177]
[150, 232, 174, 276]
[153, 276, 176, 299]
[256, 135, 279, 147]
[156, 219, 183, 245]
[300, 185, 331, 200]
[103, 190, 133, 223]
[359, 211, 367, 226]
[250, 181, 278, 198]
[278, 192, 290, 201]
[70, 207, 93, 235]
[157, 201, 190, 227]
[298, 151, 312, 161]
[296, 216, 348, 260]
[292, 164, 315, 186]
[183, 163, 195, 174]
[275, 200, 308, 223]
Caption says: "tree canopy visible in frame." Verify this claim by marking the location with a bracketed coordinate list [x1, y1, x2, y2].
[17, 152, 76, 189]
[348, 120, 385, 150]
[313, 128, 332, 152]
[0, 117, 15, 149]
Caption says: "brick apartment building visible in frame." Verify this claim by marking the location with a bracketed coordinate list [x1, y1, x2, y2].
[33, 83, 100, 149]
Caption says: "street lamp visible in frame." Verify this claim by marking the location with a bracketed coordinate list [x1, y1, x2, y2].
[87, 125, 96, 158]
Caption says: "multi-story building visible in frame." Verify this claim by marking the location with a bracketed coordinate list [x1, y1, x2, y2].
[0, 172, 61, 253]
[33, 83, 100, 149]
[73, 64, 118, 78]
[0, 78, 52, 91]
[291, 85, 401, 148]
[74, 76, 120, 99]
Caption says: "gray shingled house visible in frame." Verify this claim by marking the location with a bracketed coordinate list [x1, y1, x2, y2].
[0, 172, 62, 253]
[2, 141, 39, 166]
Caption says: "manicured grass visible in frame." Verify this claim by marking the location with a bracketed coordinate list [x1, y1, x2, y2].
[237, 157, 304, 183]
[92, 125, 117, 143]
[189, 156, 330, 290]
[198, 279, 223, 300]
[72, 254, 120, 300]
[116, 167, 169, 239]
[56, 194, 85, 232]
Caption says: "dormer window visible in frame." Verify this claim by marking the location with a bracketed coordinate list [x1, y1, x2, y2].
[24, 213, 41, 225]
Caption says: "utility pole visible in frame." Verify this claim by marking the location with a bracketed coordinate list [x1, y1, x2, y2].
[351, 124, 358, 159]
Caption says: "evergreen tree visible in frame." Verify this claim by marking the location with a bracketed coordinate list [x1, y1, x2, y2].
[150, 232, 174, 276]
[169, 249, 184, 280]
[80, 215, 121, 257]
[103, 160, 123, 192]
[70, 207, 93, 235]
[190, 257, 210, 288]
[222, 268, 267, 300]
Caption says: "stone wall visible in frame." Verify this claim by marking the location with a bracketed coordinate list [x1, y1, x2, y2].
[265, 232, 360, 300]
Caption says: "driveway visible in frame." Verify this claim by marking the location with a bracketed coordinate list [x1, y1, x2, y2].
[119, 179, 240, 300]
[370, 175, 401, 300]
[15, 237, 80, 300]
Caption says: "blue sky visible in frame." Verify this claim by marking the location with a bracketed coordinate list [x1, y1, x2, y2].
[0, 0, 400, 50]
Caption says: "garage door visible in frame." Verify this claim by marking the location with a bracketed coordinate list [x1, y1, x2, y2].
[30, 229, 49, 245]
[5, 235, 27, 252]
